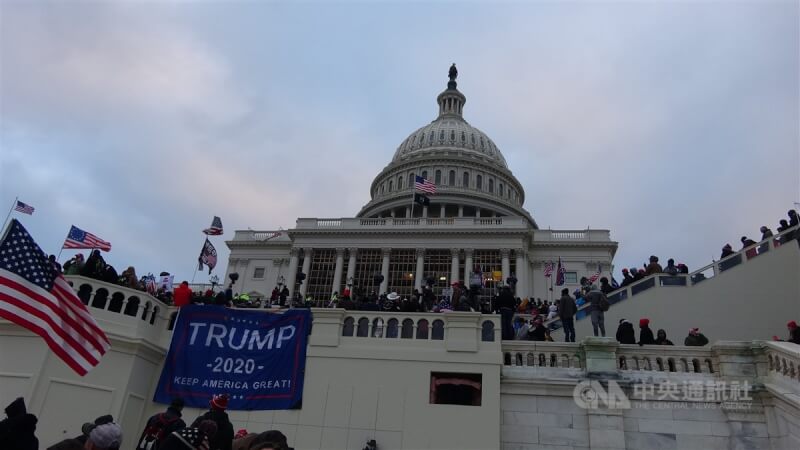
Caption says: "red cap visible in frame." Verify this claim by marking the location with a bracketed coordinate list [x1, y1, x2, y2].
[639, 318, 650, 327]
[788, 321, 798, 329]
[622, 268, 629, 273]
[210, 394, 229, 410]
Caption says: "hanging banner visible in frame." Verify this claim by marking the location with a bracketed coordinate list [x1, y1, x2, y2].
[154, 305, 311, 410]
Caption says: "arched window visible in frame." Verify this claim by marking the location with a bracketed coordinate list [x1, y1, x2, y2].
[380, 184, 385, 194]
[489, 179, 494, 193]
[450, 130, 455, 141]
[342, 317, 355, 336]
[409, 173, 415, 185]
[461, 131, 466, 142]
[108, 291, 123, 312]
[499, 183, 504, 197]
[476, 175, 483, 190]
[429, 131, 435, 142]
[421, 170, 428, 180]
[480, 137, 485, 149]
[471, 134, 476, 144]
[449, 170, 455, 186]
[435, 170, 442, 184]
[439, 130, 445, 140]
[388, 180, 393, 192]
[397, 175, 403, 189]
[463, 172, 470, 187]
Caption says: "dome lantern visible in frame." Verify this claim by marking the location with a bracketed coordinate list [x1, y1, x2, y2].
[437, 63, 466, 118]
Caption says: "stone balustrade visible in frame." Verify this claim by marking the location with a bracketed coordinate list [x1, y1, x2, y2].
[502, 341, 583, 369]
[765, 341, 800, 384]
[292, 216, 529, 230]
[616, 344, 716, 374]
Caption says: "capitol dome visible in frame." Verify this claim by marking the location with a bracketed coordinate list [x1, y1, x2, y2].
[358, 65, 537, 228]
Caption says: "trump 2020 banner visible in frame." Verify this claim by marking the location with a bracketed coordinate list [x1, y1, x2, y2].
[154, 305, 311, 410]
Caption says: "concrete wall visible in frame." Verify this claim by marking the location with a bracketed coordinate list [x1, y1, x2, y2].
[570, 239, 800, 343]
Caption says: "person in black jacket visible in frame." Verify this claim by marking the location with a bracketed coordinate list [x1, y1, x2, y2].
[619, 269, 633, 287]
[615, 319, 636, 344]
[557, 288, 577, 342]
[655, 329, 674, 345]
[137, 398, 186, 450]
[527, 316, 547, 341]
[638, 318, 656, 345]
[496, 286, 516, 341]
[0, 397, 38, 450]
[599, 277, 614, 295]
[192, 395, 233, 450]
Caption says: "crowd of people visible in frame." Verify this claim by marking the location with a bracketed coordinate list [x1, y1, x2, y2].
[720, 209, 799, 266]
[1, 395, 297, 450]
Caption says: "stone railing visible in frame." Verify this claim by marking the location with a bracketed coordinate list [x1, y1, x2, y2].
[230, 230, 287, 242]
[64, 275, 174, 346]
[502, 341, 583, 369]
[616, 344, 717, 374]
[339, 310, 499, 343]
[294, 216, 529, 230]
[764, 341, 800, 384]
[532, 229, 611, 242]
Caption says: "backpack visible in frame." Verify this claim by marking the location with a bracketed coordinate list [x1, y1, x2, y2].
[598, 293, 610, 312]
[137, 413, 180, 450]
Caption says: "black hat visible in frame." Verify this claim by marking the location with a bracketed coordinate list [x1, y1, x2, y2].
[5, 397, 26, 418]
[561, 288, 569, 295]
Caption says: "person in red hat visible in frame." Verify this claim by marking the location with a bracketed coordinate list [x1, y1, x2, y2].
[638, 318, 656, 346]
[619, 268, 633, 288]
[191, 395, 233, 450]
[774, 321, 800, 344]
[173, 281, 193, 308]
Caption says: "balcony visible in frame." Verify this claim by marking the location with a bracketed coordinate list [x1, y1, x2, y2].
[293, 216, 529, 230]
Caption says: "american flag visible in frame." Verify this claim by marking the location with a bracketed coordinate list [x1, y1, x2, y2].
[415, 175, 436, 194]
[587, 264, 602, 284]
[14, 200, 34, 215]
[0, 220, 110, 375]
[543, 261, 554, 278]
[555, 257, 566, 286]
[63, 226, 112, 252]
[203, 216, 223, 236]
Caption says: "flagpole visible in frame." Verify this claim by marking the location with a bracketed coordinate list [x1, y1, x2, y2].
[409, 186, 416, 219]
[1, 196, 18, 233]
[55, 227, 72, 262]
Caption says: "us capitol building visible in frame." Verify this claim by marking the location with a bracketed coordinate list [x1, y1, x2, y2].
[225, 67, 618, 303]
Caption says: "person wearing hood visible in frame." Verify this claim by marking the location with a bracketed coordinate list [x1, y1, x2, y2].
[684, 328, 709, 346]
[584, 285, 608, 337]
[137, 398, 186, 450]
[159, 420, 217, 450]
[655, 329, 674, 345]
[638, 318, 656, 345]
[557, 288, 577, 342]
[615, 319, 636, 344]
[720, 244, 734, 259]
[645, 256, 663, 276]
[741, 236, 758, 258]
[599, 277, 613, 295]
[0, 397, 38, 450]
[81, 249, 106, 279]
[662, 259, 679, 276]
[191, 395, 233, 450]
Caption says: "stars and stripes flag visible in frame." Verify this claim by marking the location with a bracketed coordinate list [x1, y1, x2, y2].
[587, 264, 602, 284]
[543, 261, 554, 278]
[0, 219, 110, 376]
[63, 226, 112, 252]
[14, 200, 34, 215]
[415, 175, 436, 194]
[555, 257, 566, 286]
[203, 216, 223, 236]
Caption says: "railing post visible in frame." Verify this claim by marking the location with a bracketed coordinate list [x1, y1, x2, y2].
[308, 308, 345, 347]
[581, 337, 619, 377]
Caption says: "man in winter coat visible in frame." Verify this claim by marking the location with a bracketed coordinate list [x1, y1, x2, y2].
[599, 277, 614, 295]
[557, 288, 578, 342]
[741, 236, 758, 258]
[191, 395, 233, 450]
[615, 319, 636, 345]
[173, 282, 193, 308]
[526, 316, 547, 341]
[496, 286, 517, 340]
[655, 329, 674, 345]
[645, 256, 663, 275]
[684, 328, 710, 346]
[638, 318, 656, 345]
[619, 269, 633, 287]
[137, 398, 186, 450]
[0, 397, 38, 450]
[584, 285, 607, 337]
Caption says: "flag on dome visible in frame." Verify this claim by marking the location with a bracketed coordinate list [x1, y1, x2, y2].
[14, 200, 34, 215]
[415, 175, 436, 194]
[555, 258, 566, 286]
[0, 219, 110, 376]
[587, 264, 602, 284]
[198, 238, 217, 274]
[413, 193, 430, 206]
[543, 261, 554, 278]
[63, 226, 112, 252]
[203, 216, 223, 236]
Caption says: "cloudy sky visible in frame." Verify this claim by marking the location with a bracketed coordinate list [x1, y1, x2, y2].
[1, 0, 798, 283]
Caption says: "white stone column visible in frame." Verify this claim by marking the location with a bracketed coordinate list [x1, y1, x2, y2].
[458, 205, 464, 217]
[380, 248, 391, 294]
[405, 207, 411, 218]
[345, 248, 357, 290]
[501, 248, 511, 286]
[476, 207, 481, 218]
[422, 205, 428, 218]
[299, 248, 313, 297]
[515, 249, 526, 297]
[450, 248, 460, 284]
[414, 248, 425, 290]
[440, 204, 446, 218]
[331, 248, 345, 295]
[463, 248, 474, 285]
[286, 249, 299, 297]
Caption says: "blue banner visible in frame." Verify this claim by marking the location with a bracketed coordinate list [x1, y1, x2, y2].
[154, 306, 311, 410]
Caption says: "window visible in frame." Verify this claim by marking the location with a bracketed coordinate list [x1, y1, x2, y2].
[397, 175, 403, 189]
[439, 130, 445, 140]
[421, 170, 428, 180]
[409, 173, 415, 185]
[435, 170, 442, 184]
[429, 131, 434, 142]
[489, 179, 494, 193]
[565, 272, 578, 284]
[471, 134, 476, 144]
[463, 172, 469, 187]
[450, 130, 455, 141]
[461, 131, 466, 142]
[476, 174, 482, 190]
[307, 249, 337, 300]
[499, 183, 504, 197]
[388, 180, 393, 191]
[430, 372, 482, 406]
[253, 267, 265, 279]
[449, 170, 455, 186]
